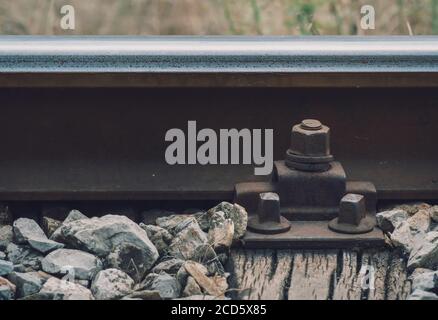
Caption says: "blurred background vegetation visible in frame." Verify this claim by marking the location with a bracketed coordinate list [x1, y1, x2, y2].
[0, 0, 437, 35]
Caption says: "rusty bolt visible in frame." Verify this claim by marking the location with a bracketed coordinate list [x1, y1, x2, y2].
[290, 119, 330, 157]
[247, 192, 291, 234]
[328, 193, 375, 234]
[338, 193, 366, 225]
[258, 192, 281, 223]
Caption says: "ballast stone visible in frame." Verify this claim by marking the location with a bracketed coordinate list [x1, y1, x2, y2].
[0, 259, 13, 276]
[41, 217, 62, 238]
[390, 220, 428, 254]
[51, 215, 159, 270]
[0, 276, 16, 300]
[138, 272, 181, 299]
[39, 277, 94, 300]
[407, 289, 438, 300]
[152, 258, 185, 275]
[105, 242, 154, 282]
[63, 210, 89, 224]
[183, 261, 227, 297]
[6, 243, 43, 271]
[392, 202, 431, 216]
[207, 211, 234, 251]
[13, 218, 64, 254]
[376, 209, 408, 232]
[156, 214, 193, 235]
[207, 202, 248, 239]
[140, 224, 173, 255]
[182, 276, 203, 297]
[410, 269, 438, 293]
[91, 268, 134, 300]
[42, 248, 102, 280]
[407, 209, 431, 233]
[122, 290, 161, 300]
[168, 218, 208, 260]
[407, 231, 438, 270]
[7, 271, 51, 298]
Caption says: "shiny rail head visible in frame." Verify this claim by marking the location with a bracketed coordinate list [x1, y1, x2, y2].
[1, 36, 438, 73]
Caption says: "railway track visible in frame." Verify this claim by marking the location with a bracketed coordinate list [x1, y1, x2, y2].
[0, 36, 437, 202]
[1, 36, 438, 300]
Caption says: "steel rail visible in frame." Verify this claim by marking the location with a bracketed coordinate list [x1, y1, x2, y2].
[0, 36, 438, 73]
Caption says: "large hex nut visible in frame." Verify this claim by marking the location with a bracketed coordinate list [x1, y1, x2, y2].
[289, 119, 331, 157]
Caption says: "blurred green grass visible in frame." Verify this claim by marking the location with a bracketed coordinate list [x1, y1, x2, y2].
[0, 0, 435, 35]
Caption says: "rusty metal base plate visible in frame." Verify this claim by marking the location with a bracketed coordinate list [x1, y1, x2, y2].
[236, 220, 385, 249]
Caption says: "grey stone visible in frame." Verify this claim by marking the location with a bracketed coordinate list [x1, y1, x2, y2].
[376, 209, 408, 232]
[42, 249, 102, 280]
[207, 202, 248, 239]
[407, 289, 438, 300]
[168, 218, 208, 260]
[41, 217, 62, 238]
[194, 211, 210, 232]
[156, 214, 193, 235]
[49, 210, 89, 241]
[407, 209, 431, 233]
[6, 243, 43, 270]
[182, 276, 202, 297]
[152, 258, 185, 275]
[13, 264, 30, 273]
[0, 252, 5, 260]
[39, 277, 94, 300]
[63, 210, 89, 224]
[410, 269, 438, 292]
[91, 268, 134, 300]
[390, 221, 426, 254]
[183, 261, 228, 297]
[0, 259, 13, 276]
[0, 225, 13, 251]
[13, 218, 64, 254]
[408, 231, 438, 270]
[122, 290, 162, 300]
[0, 276, 16, 300]
[140, 223, 173, 255]
[7, 271, 51, 298]
[75, 279, 90, 288]
[431, 205, 438, 223]
[207, 211, 234, 251]
[105, 242, 156, 283]
[191, 244, 225, 276]
[176, 261, 208, 289]
[392, 202, 431, 216]
[138, 272, 180, 299]
[51, 215, 158, 271]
